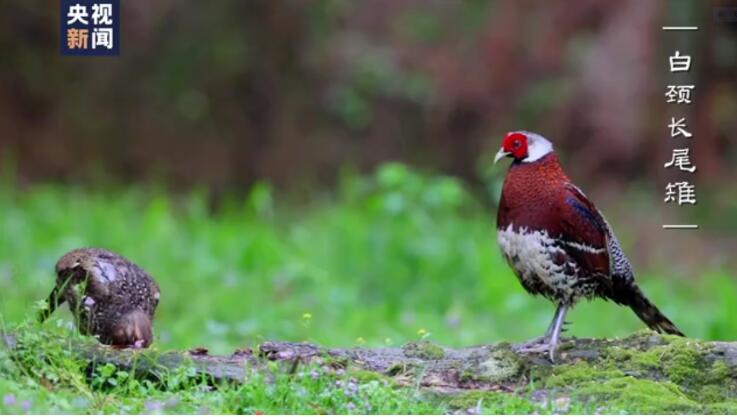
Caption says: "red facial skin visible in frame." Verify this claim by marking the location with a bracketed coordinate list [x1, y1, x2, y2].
[502, 132, 529, 160]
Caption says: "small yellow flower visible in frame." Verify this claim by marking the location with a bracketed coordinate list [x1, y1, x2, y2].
[356, 337, 366, 345]
[384, 337, 393, 345]
[417, 328, 428, 336]
[302, 312, 312, 321]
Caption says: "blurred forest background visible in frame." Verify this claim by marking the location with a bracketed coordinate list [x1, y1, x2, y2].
[1, 1, 734, 187]
[1, 0, 737, 344]
[2, 1, 736, 266]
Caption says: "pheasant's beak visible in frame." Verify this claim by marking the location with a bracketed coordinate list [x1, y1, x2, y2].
[494, 148, 511, 164]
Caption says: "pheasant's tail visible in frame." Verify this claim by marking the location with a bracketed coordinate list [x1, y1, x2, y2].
[109, 310, 153, 348]
[624, 284, 685, 336]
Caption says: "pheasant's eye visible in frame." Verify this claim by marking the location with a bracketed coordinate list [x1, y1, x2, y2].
[513, 140, 521, 148]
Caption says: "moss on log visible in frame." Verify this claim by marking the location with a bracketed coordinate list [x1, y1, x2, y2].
[4, 331, 737, 413]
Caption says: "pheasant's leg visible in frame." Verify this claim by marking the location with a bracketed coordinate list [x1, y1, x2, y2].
[547, 303, 569, 362]
[517, 304, 564, 350]
[544, 304, 564, 338]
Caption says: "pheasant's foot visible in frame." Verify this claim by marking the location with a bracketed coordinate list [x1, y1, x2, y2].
[515, 334, 552, 352]
[515, 341, 551, 353]
[516, 341, 562, 362]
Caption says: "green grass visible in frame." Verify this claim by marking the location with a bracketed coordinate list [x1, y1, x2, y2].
[0, 163, 735, 413]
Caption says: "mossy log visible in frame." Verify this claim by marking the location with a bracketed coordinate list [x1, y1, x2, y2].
[4, 331, 737, 412]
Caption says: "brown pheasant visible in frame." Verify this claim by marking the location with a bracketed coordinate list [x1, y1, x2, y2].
[38, 248, 161, 348]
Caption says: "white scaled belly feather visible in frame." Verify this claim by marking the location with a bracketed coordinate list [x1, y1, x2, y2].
[497, 223, 573, 293]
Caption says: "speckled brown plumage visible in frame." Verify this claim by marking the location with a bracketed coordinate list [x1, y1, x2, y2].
[38, 248, 160, 348]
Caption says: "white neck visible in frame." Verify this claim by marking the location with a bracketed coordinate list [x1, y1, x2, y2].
[518, 131, 553, 163]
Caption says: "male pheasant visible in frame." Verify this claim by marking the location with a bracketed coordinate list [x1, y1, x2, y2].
[494, 131, 683, 361]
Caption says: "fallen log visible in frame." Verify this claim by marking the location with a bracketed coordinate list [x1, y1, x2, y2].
[4, 331, 737, 412]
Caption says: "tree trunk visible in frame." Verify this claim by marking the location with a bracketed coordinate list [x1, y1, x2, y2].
[4, 331, 737, 411]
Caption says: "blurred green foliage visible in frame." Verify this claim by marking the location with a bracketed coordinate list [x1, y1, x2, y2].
[1, 163, 733, 355]
[1, 163, 736, 413]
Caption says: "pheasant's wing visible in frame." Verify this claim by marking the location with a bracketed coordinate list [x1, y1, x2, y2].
[556, 183, 613, 291]
[147, 274, 161, 310]
[120, 262, 160, 314]
[562, 185, 684, 335]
